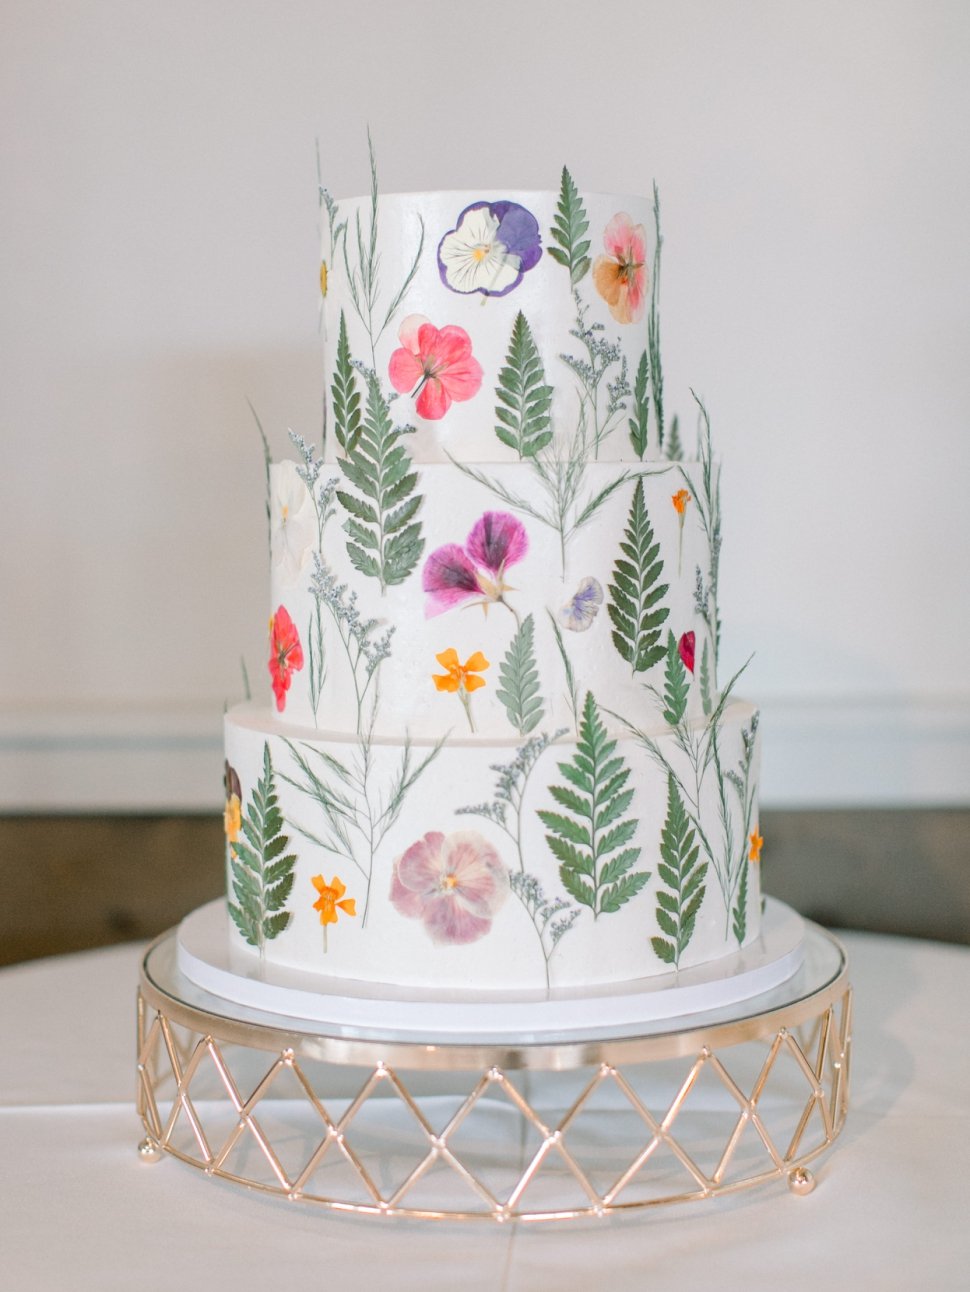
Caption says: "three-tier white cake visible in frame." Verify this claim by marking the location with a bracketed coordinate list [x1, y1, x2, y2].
[220, 172, 764, 996]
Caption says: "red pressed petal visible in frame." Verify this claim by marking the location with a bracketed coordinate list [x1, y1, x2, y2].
[438, 352, 483, 402]
[415, 376, 451, 420]
[678, 631, 696, 674]
[388, 346, 424, 395]
[431, 324, 473, 366]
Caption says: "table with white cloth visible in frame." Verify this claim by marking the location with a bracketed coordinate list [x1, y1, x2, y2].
[1, 930, 967, 1291]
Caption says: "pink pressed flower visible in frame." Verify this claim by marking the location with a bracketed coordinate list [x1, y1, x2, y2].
[421, 543, 481, 613]
[387, 314, 483, 421]
[423, 512, 528, 618]
[593, 213, 647, 325]
[678, 630, 696, 675]
[466, 511, 528, 575]
[389, 830, 508, 945]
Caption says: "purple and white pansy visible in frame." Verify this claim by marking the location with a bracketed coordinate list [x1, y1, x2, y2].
[438, 201, 542, 298]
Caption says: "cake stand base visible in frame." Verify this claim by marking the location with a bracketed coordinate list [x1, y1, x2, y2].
[136, 918, 851, 1222]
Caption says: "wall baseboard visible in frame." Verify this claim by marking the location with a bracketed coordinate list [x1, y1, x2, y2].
[2, 698, 968, 812]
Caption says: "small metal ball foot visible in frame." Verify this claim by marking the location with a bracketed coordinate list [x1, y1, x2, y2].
[787, 1167, 816, 1196]
[138, 1137, 162, 1163]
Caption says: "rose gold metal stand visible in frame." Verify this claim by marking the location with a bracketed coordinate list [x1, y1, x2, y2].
[136, 923, 851, 1221]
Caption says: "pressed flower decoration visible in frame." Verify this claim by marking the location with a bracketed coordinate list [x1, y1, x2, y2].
[311, 873, 357, 952]
[387, 314, 483, 421]
[593, 212, 648, 324]
[438, 200, 542, 298]
[270, 460, 317, 582]
[432, 647, 489, 732]
[749, 831, 764, 864]
[423, 511, 528, 621]
[390, 830, 509, 945]
[268, 605, 304, 712]
[223, 762, 242, 846]
[559, 576, 603, 632]
[672, 487, 692, 575]
[678, 630, 696, 675]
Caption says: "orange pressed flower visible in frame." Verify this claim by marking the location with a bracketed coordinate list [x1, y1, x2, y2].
[311, 874, 357, 926]
[432, 648, 489, 693]
[223, 794, 241, 845]
[672, 488, 691, 516]
[749, 832, 764, 864]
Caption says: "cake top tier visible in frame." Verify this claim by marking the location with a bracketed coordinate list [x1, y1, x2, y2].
[321, 177, 665, 465]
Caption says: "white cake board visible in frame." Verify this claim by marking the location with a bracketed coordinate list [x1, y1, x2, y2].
[176, 898, 805, 1039]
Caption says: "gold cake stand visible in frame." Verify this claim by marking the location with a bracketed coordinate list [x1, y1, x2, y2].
[136, 923, 851, 1222]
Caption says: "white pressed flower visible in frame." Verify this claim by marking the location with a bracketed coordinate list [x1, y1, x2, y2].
[438, 206, 521, 296]
[270, 460, 317, 582]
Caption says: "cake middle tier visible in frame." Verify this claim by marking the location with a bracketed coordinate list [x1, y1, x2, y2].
[269, 458, 717, 738]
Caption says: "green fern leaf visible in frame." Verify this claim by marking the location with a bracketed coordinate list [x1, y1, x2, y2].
[495, 613, 544, 735]
[538, 691, 648, 918]
[628, 350, 650, 459]
[662, 631, 690, 727]
[607, 478, 670, 675]
[732, 855, 749, 946]
[336, 370, 424, 592]
[494, 312, 554, 458]
[665, 413, 683, 461]
[227, 743, 297, 951]
[331, 311, 362, 453]
[649, 774, 707, 968]
[548, 166, 591, 286]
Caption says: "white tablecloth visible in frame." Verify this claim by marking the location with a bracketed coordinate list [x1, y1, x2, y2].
[1, 930, 968, 1290]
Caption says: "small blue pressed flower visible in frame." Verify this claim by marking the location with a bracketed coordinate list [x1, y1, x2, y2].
[438, 201, 542, 297]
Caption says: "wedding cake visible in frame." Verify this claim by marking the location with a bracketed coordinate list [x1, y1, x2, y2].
[219, 162, 764, 996]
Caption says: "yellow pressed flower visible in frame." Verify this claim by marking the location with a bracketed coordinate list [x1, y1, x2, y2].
[311, 874, 356, 926]
[749, 831, 764, 864]
[223, 793, 241, 844]
[320, 260, 328, 297]
[672, 488, 691, 516]
[432, 648, 490, 693]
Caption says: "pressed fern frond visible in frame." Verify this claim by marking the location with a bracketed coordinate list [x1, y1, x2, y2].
[547, 166, 591, 286]
[336, 369, 424, 592]
[331, 310, 363, 453]
[494, 312, 554, 458]
[495, 613, 544, 736]
[650, 774, 707, 967]
[662, 630, 690, 727]
[228, 743, 297, 952]
[607, 478, 670, 675]
[537, 691, 648, 918]
[628, 350, 650, 460]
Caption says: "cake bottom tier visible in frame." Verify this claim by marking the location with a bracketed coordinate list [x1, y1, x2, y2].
[223, 700, 763, 992]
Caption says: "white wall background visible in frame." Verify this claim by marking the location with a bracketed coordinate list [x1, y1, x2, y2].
[2, 0, 968, 810]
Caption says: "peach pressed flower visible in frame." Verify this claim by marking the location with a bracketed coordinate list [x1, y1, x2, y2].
[432, 648, 489, 732]
[592, 213, 647, 324]
[312, 874, 356, 926]
[749, 832, 764, 864]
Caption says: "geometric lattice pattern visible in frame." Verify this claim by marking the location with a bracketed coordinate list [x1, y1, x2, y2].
[136, 986, 851, 1221]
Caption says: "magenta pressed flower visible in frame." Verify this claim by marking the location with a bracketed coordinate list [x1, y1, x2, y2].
[423, 511, 528, 619]
[389, 830, 509, 945]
